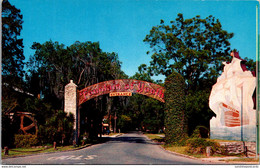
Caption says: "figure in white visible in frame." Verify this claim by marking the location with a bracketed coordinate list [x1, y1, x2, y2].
[209, 51, 256, 140]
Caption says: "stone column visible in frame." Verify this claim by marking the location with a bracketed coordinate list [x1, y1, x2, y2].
[64, 80, 78, 143]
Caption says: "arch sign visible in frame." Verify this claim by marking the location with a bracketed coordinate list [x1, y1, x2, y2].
[78, 79, 165, 105]
[64, 79, 165, 144]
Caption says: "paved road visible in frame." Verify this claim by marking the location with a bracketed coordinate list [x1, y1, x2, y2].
[2, 132, 208, 165]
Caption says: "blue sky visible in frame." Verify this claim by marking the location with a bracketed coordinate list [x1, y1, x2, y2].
[9, 0, 259, 80]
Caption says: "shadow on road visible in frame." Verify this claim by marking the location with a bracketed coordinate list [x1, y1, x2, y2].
[102, 135, 161, 145]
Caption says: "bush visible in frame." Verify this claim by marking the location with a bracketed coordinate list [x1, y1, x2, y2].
[190, 126, 209, 138]
[37, 110, 74, 145]
[14, 134, 38, 148]
[186, 138, 220, 155]
[164, 71, 188, 144]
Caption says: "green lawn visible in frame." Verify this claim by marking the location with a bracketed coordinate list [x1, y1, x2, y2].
[1, 145, 89, 159]
[144, 133, 165, 143]
[104, 133, 123, 136]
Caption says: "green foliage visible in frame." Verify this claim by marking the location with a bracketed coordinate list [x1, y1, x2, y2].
[164, 71, 187, 144]
[185, 90, 215, 135]
[131, 64, 154, 83]
[22, 98, 53, 126]
[2, 0, 26, 148]
[140, 98, 164, 132]
[117, 115, 132, 132]
[244, 57, 256, 72]
[116, 68, 164, 133]
[186, 138, 220, 155]
[37, 110, 74, 145]
[27, 41, 126, 109]
[26, 40, 127, 139]
[122, 90, 164, 132]
[144, 13, 233, 91]
[190, 126, 209, 138]
[2, 115, 16, 148]
[14, 134, 38, 148]
[143, 13, 235, 137]
[2, 0, 25, 80]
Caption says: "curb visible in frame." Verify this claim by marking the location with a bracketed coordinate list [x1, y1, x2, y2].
[142, 134, 198, 161]
[158, 145, 199, 161]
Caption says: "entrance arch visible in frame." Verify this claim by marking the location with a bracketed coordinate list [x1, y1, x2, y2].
[64, 79, 165, 143]
[78, 79, 165, 105]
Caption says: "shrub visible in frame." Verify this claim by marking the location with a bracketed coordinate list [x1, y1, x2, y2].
[164, 71, 188, 144]
[37, 110, 74, 145]
[191, 126, 209, 138]
[186, 138, 220, 155]
[14, 134, 38, 148]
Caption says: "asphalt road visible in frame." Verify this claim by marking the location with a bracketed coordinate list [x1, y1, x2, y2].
[2, 132, 207, 165]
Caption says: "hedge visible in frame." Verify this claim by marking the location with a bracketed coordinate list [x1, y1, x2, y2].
[164, 71, 188, 144]
[14, 134, 38, 148]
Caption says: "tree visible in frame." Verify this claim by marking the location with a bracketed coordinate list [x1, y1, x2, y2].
[144, 13, 234, 91]
[38, 110, 74, 145]
[2, 0, 25, 111]
[244, 57, 256, 73]
[27, 41, 126, 106]
[144, 14, 235, 135]
[2, 0, 24, 84]
[185, 89, 215, 135]
[119, 65, 165, 133]
[140, 98, 164, 133]
[27, 40, 127, 139]
[131, 64, 153, 82]
[2, 0, 25, 148]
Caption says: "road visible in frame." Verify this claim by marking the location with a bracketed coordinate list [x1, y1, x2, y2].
[2, 132, 208, 165]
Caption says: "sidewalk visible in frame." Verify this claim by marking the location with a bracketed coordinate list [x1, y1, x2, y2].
[200, 156, 244, 162]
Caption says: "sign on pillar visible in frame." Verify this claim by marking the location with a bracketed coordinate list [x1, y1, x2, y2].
[64, 80, 78, 143]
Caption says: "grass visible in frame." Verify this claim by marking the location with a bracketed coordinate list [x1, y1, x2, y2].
[145, 133, 205, 158]
[163, 144, 210, 158]
[144, 133, 165, 143]
[163, 145, 188, 155]
[1, 144, 89, 159]
[162, 144, 238, 158]
[105, 133, 123, 136]
[209, 139, 242, 143]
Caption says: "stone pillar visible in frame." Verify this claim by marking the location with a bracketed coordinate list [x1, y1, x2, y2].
[64, 80, 78, 143]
